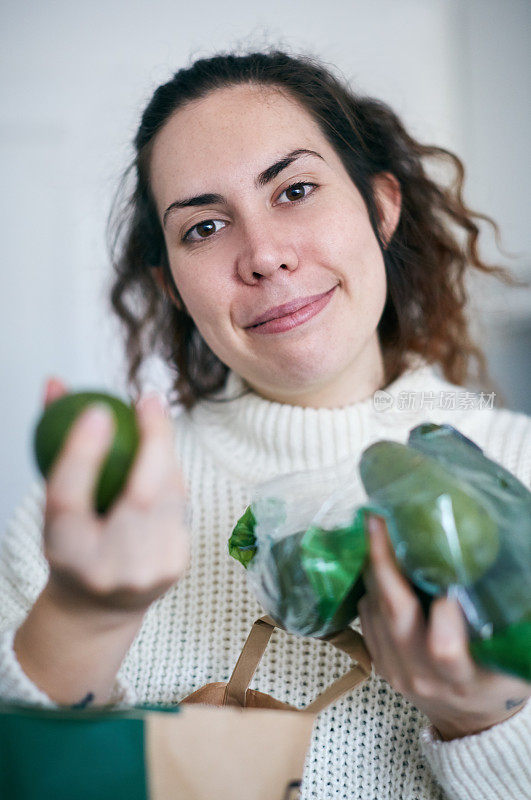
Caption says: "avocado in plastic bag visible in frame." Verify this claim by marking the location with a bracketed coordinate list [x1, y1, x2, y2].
[228, 423, 531, 679]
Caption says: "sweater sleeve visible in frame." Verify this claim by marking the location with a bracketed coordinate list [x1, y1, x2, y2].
[0, 480, 136, 708]
[419, 699, 531, 800]
[418, 408, 531, 799]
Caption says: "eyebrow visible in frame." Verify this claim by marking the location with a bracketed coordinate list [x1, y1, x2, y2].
[162, 148, 325, 228]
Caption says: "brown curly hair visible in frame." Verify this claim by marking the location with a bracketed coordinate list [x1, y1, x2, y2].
[107, 46, 523, 411]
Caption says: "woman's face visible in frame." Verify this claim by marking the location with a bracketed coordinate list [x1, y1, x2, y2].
[149, 84, 401, 407]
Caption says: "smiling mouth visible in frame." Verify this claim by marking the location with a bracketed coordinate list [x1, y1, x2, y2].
[247, 284, 338, 335]
[248, 285, 338, 328]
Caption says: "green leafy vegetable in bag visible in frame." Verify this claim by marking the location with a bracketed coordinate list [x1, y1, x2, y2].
[229, 503, 368, 637]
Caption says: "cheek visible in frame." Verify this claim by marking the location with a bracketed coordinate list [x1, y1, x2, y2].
[165, 257, 218, 319]
[316, 205, 386, 292]
[332, 222, 388, 333]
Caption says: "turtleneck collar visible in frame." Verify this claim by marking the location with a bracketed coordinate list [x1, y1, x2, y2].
[185, 354, 463, 482]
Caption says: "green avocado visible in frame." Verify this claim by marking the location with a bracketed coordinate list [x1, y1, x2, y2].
[360, 440, 500, 589]
[34, 391, 140, 515]
[408, 423, 531, 504]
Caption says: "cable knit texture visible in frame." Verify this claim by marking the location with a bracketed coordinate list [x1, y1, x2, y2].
[1, 357, 530, 800]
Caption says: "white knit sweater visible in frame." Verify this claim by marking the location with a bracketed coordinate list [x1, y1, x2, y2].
[1, 358, 531, 800]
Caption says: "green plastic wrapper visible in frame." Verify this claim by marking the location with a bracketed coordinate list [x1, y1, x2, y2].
[228, 423, 531, 680]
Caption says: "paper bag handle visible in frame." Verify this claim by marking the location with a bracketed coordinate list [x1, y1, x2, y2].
[223, 616, 372, 713]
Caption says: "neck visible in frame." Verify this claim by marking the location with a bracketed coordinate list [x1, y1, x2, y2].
[186, 352, 447, 483]
[241, 337, 385, 409]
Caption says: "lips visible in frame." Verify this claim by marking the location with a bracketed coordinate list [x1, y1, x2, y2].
[247, 286, 338, 327]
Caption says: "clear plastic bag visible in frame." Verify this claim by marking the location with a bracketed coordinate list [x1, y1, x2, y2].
[228, 423, 531, 679]
[377, 423, 531, 680]
[229, 457, 368, 638]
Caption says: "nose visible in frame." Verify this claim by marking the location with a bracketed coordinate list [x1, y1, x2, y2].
[235, 213, 299, 283]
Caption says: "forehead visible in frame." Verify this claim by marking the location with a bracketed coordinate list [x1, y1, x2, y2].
[148, 84, 335, 203]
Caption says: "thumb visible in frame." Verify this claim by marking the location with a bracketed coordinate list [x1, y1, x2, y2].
[45, 404, 115, 519]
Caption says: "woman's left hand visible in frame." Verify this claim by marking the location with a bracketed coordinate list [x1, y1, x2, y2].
[358, 515, 531, 741]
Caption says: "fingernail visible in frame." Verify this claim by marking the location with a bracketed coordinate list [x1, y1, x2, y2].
[368, 515, 382, 536]
[80, 404, 114, 433]
[137, 392, 169, 415]
[367, 516, 388, 555]
[43, 376, 62, 402]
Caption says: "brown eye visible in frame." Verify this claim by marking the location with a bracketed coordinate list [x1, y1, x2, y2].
[286, 184, 305, 200]
[277, 182, 317, 204]
[196, 221, 216, 238]
[183, 219, 226, 243]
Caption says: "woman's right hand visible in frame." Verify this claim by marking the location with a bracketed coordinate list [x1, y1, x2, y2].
[42, 377, 191, 618]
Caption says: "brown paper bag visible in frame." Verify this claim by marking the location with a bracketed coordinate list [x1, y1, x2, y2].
[146, 615, 372, 800]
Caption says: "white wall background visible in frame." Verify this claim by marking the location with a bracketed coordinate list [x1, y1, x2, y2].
[1, 0, 530, 533]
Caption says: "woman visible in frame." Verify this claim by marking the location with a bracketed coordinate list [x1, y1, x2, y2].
[2, 49, 530, 799]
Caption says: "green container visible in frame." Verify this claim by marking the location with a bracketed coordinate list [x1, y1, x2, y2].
[0, 701, 178, 800]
